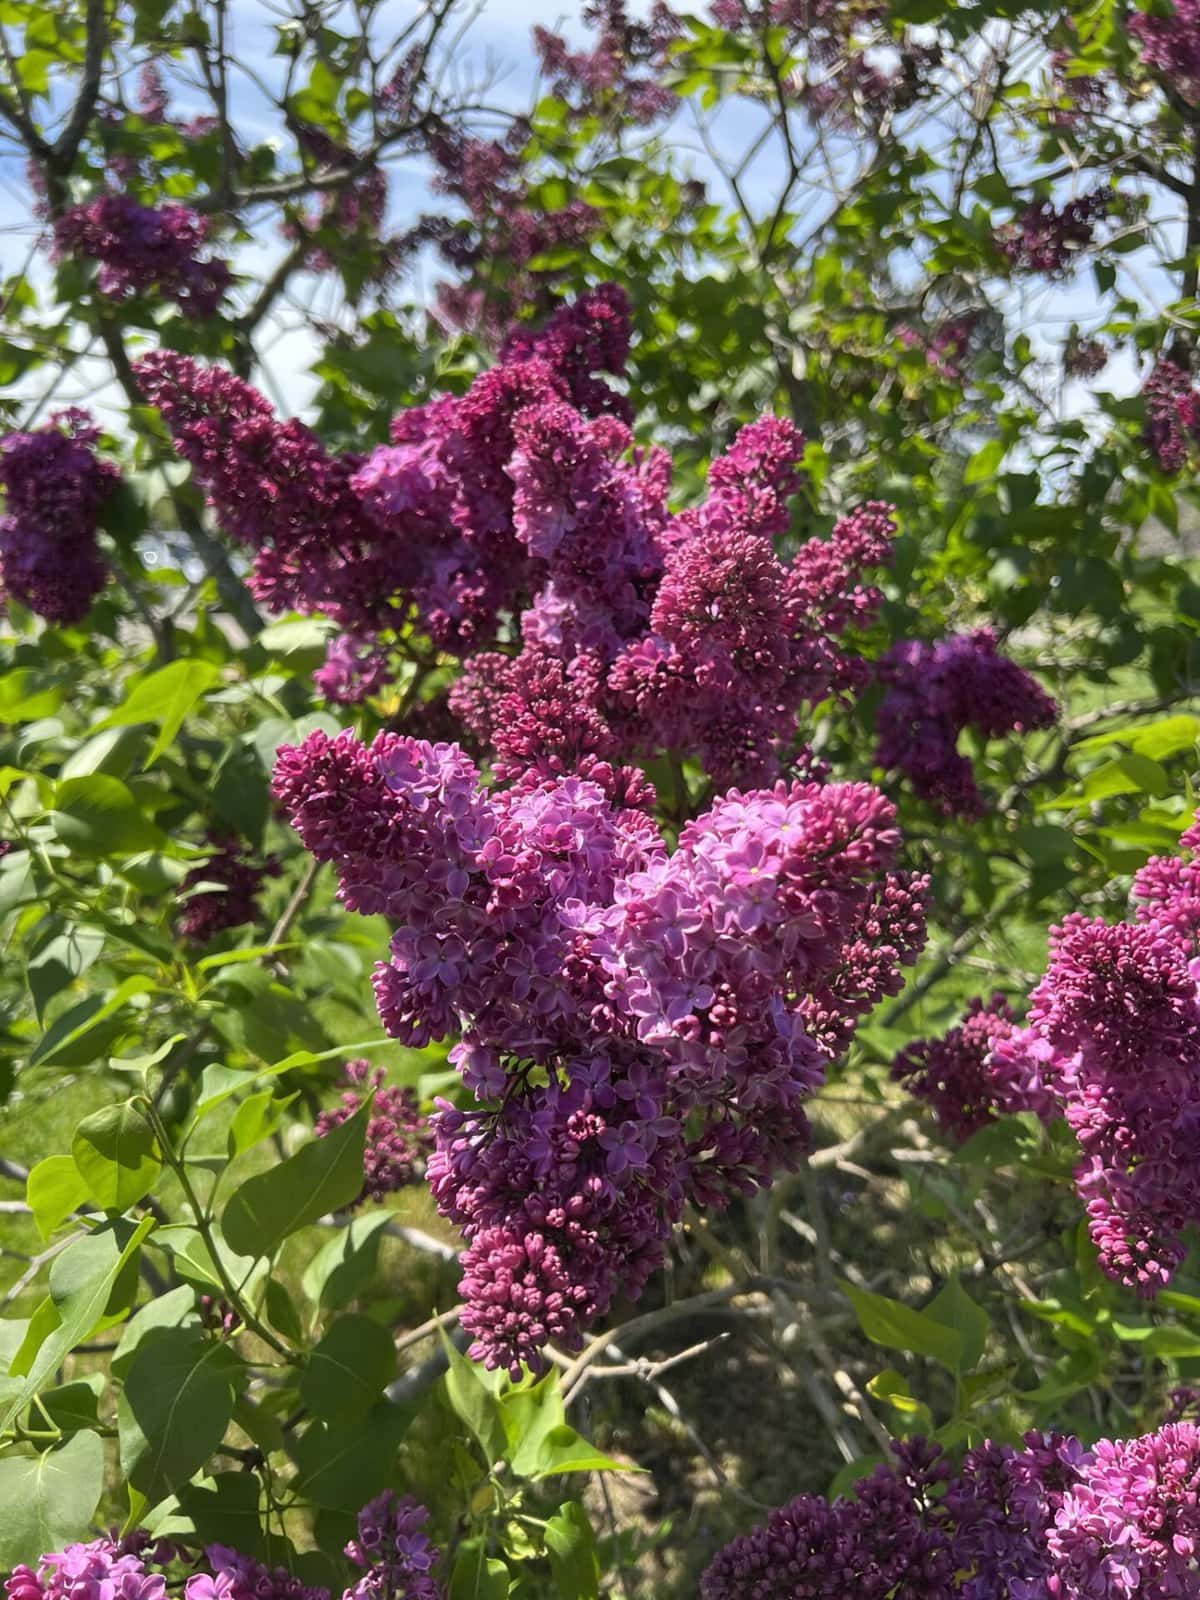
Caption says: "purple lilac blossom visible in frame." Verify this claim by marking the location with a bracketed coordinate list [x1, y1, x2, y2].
[875, 629, 1057, 816]
[315, 1059, 432, 1206]
[0, 408, 119, 623]
[54, 197, 231, 314]
[274, 728, 926, 1373]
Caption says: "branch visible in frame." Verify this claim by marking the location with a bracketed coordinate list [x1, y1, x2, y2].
[51, 0, 106, 173]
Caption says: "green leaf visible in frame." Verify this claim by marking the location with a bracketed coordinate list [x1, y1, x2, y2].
[112, 1285, 198, 1380]
[72, 1100, 161, 1211]
[442, 1334, 508, 1467]
[1127, 715, 1200, 761]
[221, 1102, 370, 1257]
[300, 1314, 395, 1423]
[99, 660, 222, 766]
[302, 1212, 392, 1310]
[291, 1401, 409, 1510]
[119, 1326, 243, 1504]
[263, 1279, 306, 1344]
[30, 977, 157, 1068]
[50, 775, 168, 856]
[449, 1545, 510, 1600]
[924, 1277, 990, 1374]
[545, 1502, 599, 1599]
[520, 1424, 630, 1480]
[841, 1281, 963, 1373]
[0, 1430, 105, 1569]
[36, 1375, 104, 1434]
[227, 1090, 294, 1157]
[964, 437, 1006, 484]
[26, 1156, 89, 1241]
[0, 1217, 155, 1431]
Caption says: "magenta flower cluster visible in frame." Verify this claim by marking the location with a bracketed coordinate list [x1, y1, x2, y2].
[1143, 359, 1200, 473]
[316, 1059, 432, 1206]
[996, 190, 1110, 276]
[702, 1422, 1200, 1598]
[1132, 0, 1200, 106]
[53, 196, 231, 314]
[177, 833, 281, 944]
[0, 408, 119, 624]
[534, 0, 681, 124]
[274, 727, 927, 1374]
[138, 287, 894, 789]
[133, 287, 626, 642]
[875, 629, 1057, 816]
[985, 818, 1200, 1293]
[5, 1497, 445, 1600]
[892, 994, 1055, 1143]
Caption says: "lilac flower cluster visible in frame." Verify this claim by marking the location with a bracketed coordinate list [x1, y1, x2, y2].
[534, 0, 681, 125]
[892, 994, 1055, 1142]
[991, 819, 1200, 1293]
[344, 1491, 444, 1600]
[53, 196, 231, 314]
[0, 408, 119, 624]
[177, 833, 280, 944]
[426, 129, 602, 336]
[996, 190, 1110, 276]
[274, 728, 927, 1373]
[314, 634, 392, 705]
[134, 288, 626, 642]
[702, 1424, 1200, 1598]
[283, 128, 401, 285]
[1132, 0, 1200, 106]
[141, 288, 894, 788]
[875, 629, 1058, 816]
[1143, 358, 1200, 473]
[1063, 332, 1109, 380]
[897, 313, 981, 383]
[5, 1496, 445, 1600]
[315, 1059, 432, 1206]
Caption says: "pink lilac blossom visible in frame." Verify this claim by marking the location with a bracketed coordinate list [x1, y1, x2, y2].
[875, 629, 1058, 817]
[1131, 0, 1200, 106]
[54, 196, 231, 314]
[0, 408, 119, 624]
[177, 833, 280, 943]
[996, 190, 1110, 276]
[534, 0, 681, 125]
[1143, 358, 1200, 473]
[274, 728, 926, 1373]
[1063, 333, 1109, 379]
[897, 313, 982, 383]
[283, 128, 403, 284]
[891, 994, 1055, 1142]
[996, 821, 1200, 1294]
[315, 1059, 432, 1206]
[702, 1425, 1200, 1597]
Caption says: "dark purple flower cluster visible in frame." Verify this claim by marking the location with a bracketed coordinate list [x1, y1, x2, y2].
[316, 1059, 432, 1206]
[274, 728, 927, 1373]
[314, 634, 392, 705]
[141, 289, 893, 789]
[0, 408, 119, 624]
[426, 129, 602, 336]
[996, 190, 1110, 275]
[703, 1424, 1200, 1598]
[134, 288, 626, 643]
[53, 196, 231, 314]
[993, 819, 1200, 1293]
[875, 629, 1057, 816]
[1063, 333, 1109, 380]
[1132, 0, 1200, 105]
[1143, 358, 1200, 473]
[345, 1491, 444, 1600]
[534, 0, 681, 124]
[177, 833, 280, 943]
[892, 994, 1055, 1142]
